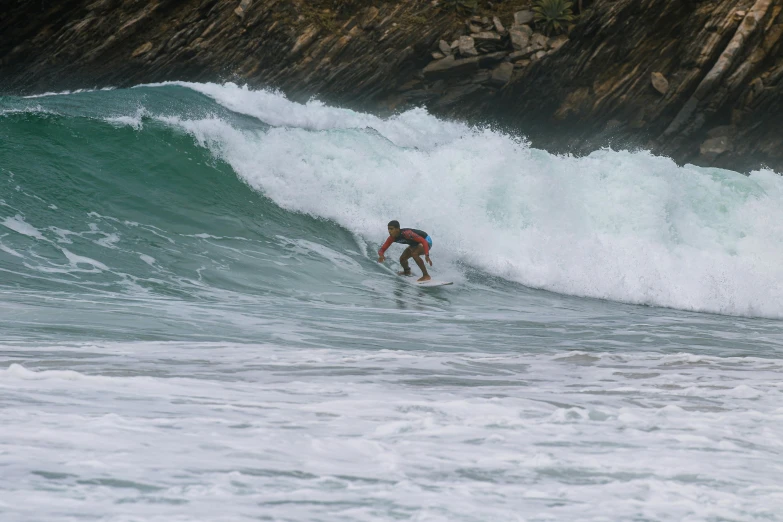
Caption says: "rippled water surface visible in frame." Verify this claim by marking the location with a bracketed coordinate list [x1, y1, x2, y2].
[1, 84, 782, 521]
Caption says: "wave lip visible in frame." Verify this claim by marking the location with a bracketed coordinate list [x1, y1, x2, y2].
[142, 81, 472, 149]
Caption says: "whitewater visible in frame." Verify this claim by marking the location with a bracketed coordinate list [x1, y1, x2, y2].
[0, 82, 782, 521]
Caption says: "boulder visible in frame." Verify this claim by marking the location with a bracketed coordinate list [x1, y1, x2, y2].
[509, 49, 535, 60]
[473, 32, 502, 44]
[234, 0, 251, 18]
[530, 33, 549, 51]
[514, 10, 535, 26]
[651, 72, 669, 95]
[492, 16, 506, 34]
[509, 27, 530, 51]
[458, 35, 478, 57]
[700, 136, 732, 161]
[473, 32, 504, 52]
[518, 25, 533, 36]
[533, 50, 547, 61]
[131, 41, 153, 58]
[514, 59, 531, 68]
[467, 23, 481, 34]
[548, 35, 569, 51]
[489, 62, 515, 86]
[477, 51, 509, 68]
[438, 39, 452, 55]
[423, 55, 480, 80]
[432, 52, 445, 60]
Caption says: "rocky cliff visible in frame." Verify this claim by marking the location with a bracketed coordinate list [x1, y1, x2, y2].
[2, 0, 782, 173]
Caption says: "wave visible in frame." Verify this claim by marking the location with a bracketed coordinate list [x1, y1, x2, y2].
[3, 83, 783, 318]
[156, 83, 783, 317]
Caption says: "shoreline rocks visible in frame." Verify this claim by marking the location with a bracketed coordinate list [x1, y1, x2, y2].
[0, 0, 781, 173]
[416, 8, 567, 93]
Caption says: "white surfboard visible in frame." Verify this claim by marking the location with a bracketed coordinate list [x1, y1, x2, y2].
[379, 264, 452, 287]
[414, 279, 453, 287]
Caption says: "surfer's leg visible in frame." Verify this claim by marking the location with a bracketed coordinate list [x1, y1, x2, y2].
[409, 245, 430, 281]
[398, 247, 413, 275]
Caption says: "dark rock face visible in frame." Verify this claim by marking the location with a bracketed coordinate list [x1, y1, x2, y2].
[423, 55, 480, 80]
[1, 0, 782, 173]
[490, 62, 515, 87]
[448, 0, 783, 173]
[0, 0, 448, 109]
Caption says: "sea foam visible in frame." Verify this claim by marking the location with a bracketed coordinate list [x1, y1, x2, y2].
[156, 82, 783, 318]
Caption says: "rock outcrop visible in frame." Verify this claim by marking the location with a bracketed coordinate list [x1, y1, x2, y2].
[1, 0, 782, 173]
[416, 11, 561, 92]
[446, 0, 783, 173]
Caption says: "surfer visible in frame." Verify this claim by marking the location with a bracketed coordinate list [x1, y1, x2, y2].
[377, 220, 433, 282]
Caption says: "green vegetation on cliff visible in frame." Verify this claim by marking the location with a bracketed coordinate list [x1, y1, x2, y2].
[532, 0, 575, 35]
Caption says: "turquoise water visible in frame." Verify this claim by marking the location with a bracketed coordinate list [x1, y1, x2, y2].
[1, 84, 782, 521]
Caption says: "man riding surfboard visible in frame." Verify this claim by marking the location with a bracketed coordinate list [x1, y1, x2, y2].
[377, 220, 433, 282]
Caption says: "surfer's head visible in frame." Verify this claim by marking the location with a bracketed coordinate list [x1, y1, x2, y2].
[387, 220, 401, 238]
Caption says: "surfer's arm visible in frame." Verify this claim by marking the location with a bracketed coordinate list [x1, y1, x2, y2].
[377, 236, 394, 261]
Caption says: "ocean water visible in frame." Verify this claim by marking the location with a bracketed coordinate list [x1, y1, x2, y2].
[1, 83, 782, 521]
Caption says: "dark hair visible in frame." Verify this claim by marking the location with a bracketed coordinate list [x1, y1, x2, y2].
[387, 220, 400, 229]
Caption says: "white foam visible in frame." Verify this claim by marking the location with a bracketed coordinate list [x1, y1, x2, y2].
[155, 83, 783, 318]
[146, 81, 469, 149]
[0, 344, 780, 521]
[727, 384, 764, 399]
[2, 363, 86, 381]
[2, 215, 44, 239]
[22, 87, 114, 99]
[0, 243, 23, 258]
[0, 105, 58, 117]
[94, 233, 120, 248]
[62, 248, 109, 271]
[103, 108, 148, 130]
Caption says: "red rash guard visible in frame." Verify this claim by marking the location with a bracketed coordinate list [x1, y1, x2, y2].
[379, 228, 430, 256]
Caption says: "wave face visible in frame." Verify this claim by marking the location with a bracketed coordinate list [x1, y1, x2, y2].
[8, 82, 782, 317]
[3, 83, 783, 321]
[186, 82, 783, 318]
[2, 84, 783, 521]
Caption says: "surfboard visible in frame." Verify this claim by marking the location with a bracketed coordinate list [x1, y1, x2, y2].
[415, 279, 453, 287]
[382, 265, 453, 287]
